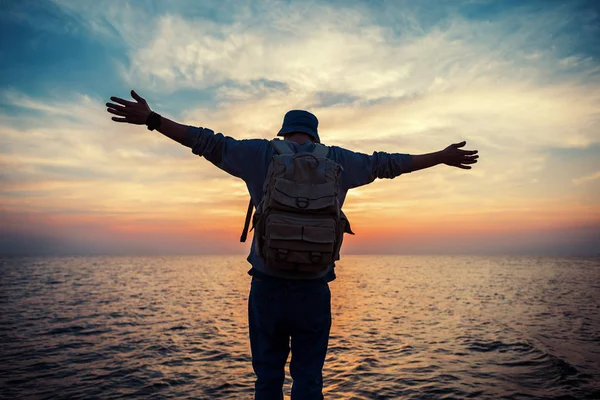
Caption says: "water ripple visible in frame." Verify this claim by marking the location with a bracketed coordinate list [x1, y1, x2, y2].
[1, 255, 599, 399]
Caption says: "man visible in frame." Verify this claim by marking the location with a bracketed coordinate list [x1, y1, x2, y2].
[106, 90, 479, 399]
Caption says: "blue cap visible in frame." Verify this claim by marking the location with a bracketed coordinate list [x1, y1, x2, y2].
[277, 110, 320, 143]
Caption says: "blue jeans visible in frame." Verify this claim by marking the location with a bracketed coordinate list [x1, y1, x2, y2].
[248, 275, 331, 400]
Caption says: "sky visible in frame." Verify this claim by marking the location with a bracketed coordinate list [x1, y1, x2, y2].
[0, 0, 599, 256]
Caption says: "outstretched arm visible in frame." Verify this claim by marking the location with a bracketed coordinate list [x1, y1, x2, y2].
[105, 90, 267, 181]
[333, 141, 479, 190]
[106, 90, 188, 144]
[411, 141, 479, 172]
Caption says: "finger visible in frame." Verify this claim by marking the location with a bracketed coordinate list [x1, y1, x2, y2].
[453, 141, 466, 148]
[458, 149, 478, 155]
[130, 90, 146, 104]
[106, 102, 127, 110]
[111, 117, 130, 123]
[461, 158, 478, 164]
[110, 96, 135, 106]
[107, 107, 129, 117]
[457, 164, 472, 169]
[462, 155, 479, 161]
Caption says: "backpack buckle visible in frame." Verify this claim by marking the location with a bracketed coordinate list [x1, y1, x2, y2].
[276, 249, 289, 261]
[296, 197, 309, 208]
[310, 252, 321, 263]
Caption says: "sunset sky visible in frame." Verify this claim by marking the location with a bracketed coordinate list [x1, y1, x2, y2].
[1, 0, 599, 256]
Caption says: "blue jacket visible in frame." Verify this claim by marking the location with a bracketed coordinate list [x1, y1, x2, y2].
[183, 126, 413, 282]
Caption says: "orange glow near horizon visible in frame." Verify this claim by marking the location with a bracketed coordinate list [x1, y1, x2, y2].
[2, 198, 598, 255]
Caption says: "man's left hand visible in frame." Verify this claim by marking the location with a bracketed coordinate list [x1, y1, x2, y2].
[106, 90, 151, 125]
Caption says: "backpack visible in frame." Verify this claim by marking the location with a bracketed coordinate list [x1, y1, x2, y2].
[240, 139, 353, 274]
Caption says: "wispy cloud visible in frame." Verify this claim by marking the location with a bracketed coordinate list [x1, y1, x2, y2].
[67, 2, 600, 93]
[573, 171, 600, 185]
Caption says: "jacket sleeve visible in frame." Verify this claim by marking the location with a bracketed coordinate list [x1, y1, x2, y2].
[182, 126, 268, 181]
[329, 145, 413, 190]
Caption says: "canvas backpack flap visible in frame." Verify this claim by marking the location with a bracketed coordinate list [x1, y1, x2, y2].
[269, 178, 338, 214]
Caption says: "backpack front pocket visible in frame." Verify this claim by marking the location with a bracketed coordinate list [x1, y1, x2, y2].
[263, 213, 337, 272]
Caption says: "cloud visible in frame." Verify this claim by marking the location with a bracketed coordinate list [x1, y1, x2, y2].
[49, 0, 599, 101]
[573, 170, 600, 185]
[2, 77, 597, 247]
[46, 0, 600, 151]
[0, 90, 254, 226]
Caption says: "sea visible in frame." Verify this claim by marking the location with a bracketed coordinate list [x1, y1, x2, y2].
[1, 255, 599, 399]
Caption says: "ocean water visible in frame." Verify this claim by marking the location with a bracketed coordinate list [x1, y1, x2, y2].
[1, 255, 599, 399]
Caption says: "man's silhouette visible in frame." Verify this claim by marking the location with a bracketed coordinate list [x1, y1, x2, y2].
[106, 90, 479, 400]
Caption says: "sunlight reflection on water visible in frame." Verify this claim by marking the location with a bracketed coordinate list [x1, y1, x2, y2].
[1, 255, 599, 399]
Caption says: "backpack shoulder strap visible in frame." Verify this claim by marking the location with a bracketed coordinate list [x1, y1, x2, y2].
[312, 143, 329, 158]
[240, 198, 254, 242]
[241, 140, 293, 242]
[272, 139, 294, 155]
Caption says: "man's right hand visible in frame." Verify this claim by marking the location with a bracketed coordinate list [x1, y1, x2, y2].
[106, 90, 151, 125]
[440, 141, 479, 170]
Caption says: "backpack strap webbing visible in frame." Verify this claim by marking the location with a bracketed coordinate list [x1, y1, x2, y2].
[272, 139, 294, 154]
[240, 199, 254, 243]
[312, 143, 329, 158]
